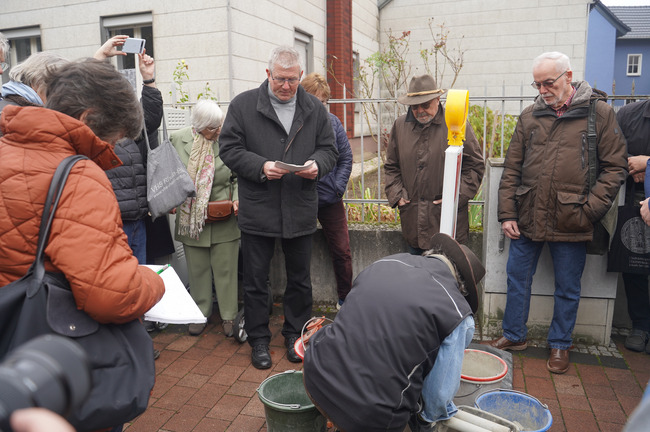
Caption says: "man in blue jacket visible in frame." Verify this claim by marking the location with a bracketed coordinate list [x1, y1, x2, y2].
[301, 72, 354, 308]
[219, 46, 337, 369]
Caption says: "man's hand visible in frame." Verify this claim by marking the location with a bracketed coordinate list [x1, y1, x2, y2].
[93, 35, 128, 60]
[628, 155, 650, 182]
[138, 50, 155, 83]
[295, 160, 318, 179]
[398, 198, 410, 207]
[263, 161, 289, 180]
[641, 198, 650, 226]
[233, 200, 239, 217]
[502, 220, 520, 240]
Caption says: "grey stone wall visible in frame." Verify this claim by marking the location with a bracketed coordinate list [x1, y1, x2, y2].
[269, 225, 482, 304]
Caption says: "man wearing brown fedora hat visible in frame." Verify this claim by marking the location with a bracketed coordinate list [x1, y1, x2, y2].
[385, 74, 484, 252]
[303, 233, 485, 432]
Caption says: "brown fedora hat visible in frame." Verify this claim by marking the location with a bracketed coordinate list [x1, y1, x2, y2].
[429, 233, 485, 313]
[397, 74, 447, 106]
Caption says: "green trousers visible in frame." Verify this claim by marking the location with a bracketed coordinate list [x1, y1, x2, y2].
[183, 239, 239, 320]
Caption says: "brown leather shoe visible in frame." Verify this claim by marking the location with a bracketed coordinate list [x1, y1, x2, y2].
[485, 336, 528, 351]
[547, 348, 570, 374]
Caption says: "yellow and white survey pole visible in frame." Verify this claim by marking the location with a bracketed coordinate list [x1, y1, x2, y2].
[440, 89, 469, 238]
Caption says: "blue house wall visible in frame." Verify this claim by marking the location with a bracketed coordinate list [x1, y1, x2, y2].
[613, 39, 650, 97]
[586, 8, 617, 94]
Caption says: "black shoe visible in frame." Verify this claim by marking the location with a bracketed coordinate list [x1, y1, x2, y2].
[251, 344, 271, 369]
[285, 336, 302, 363]
[153, 349, 160, 360]
[407, 412, 435, 431]
[144, 320, 156, 332]
[625, 329, 649, 352]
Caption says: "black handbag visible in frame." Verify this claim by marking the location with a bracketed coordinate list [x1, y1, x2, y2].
[607, 184, 650, 274]
[0, 155, 156, 431]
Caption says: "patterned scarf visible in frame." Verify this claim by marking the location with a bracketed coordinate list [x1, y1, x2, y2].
[178, 130, 216, 239]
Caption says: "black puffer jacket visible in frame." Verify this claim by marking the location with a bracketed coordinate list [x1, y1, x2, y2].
[106, 85, 163, 221]
[109, 139, 148, 220]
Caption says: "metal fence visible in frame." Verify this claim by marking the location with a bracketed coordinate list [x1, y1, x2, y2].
[164, 93, 648, 226]
[327, 93, 648, 224]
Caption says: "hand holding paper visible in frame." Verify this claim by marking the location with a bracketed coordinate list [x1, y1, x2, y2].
[274, 160, 314, 172]
[144, 265, 206, 324]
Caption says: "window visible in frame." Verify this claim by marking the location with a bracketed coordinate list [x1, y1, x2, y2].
[1, 26, 41, 84]
[627, 54, 642, 76]
[294, 30, 313, 74]
[101, 13, 153, 86]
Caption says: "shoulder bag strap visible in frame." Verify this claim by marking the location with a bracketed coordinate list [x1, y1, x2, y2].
[228, 175, 235, 201]
[162, 113, 169, 142]
[28, 155, 89, 296]
[587, 99, 598, 189]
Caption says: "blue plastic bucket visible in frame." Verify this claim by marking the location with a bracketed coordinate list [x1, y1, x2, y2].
[475, 389, 552, 432]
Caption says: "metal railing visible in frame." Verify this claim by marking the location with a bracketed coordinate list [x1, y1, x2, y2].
[164, 93, 648, 226]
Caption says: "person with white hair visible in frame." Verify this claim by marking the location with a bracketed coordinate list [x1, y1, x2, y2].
[0, 51, 69, 110]
[171, 99, 240, 337]
[488, 51, 627, 374]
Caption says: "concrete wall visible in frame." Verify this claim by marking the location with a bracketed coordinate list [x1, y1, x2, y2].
[269, 224, 483, 304]
[378, 0, 591, 103]
[0, 0, 362, 103]
[277, 219, 631, 343]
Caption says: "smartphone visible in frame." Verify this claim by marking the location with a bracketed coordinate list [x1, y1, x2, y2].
[121, 38, 145, 54]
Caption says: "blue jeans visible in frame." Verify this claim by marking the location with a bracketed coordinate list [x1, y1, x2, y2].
[421, 315, 475, 423]
[122, 219, 147, 264]
[502, 236, 586, 350]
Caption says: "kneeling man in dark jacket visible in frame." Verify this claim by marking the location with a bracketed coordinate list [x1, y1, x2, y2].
[303, 233, 485, 432]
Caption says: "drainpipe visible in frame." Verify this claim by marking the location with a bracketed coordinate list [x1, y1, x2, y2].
[227, 0, 234, 100]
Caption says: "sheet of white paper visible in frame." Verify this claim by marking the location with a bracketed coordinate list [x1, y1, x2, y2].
[274, 160, 314, 172]
[143, 265, 206, 324]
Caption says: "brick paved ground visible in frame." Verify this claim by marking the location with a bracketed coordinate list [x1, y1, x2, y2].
[125, 308, 650, 432]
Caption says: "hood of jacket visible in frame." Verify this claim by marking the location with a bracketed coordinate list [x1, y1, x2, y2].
[1, 105, 122, 169]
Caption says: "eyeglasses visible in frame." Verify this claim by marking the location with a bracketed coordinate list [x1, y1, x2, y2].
[411, 100, 433, 111]
[271, 75, 300, 85]
[0, 62, 8, 72]
[205, 126, 221, 133]
[531, 70, 567, 90]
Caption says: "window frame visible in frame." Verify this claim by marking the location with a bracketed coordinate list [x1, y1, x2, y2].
[100, 12, 153, 86]
[627, 53, 642, 77]
[294, 29, 313, 74]
[0, 26, 42, 84]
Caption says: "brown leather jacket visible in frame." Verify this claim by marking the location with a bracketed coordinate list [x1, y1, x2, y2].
[385, 106, 485, 247]
[498, 82, 627, 242]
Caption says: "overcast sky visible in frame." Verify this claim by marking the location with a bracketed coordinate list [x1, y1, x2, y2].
[601, 0, 650, 5]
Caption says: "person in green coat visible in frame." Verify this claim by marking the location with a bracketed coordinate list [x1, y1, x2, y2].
[171, 100, 240, 336]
